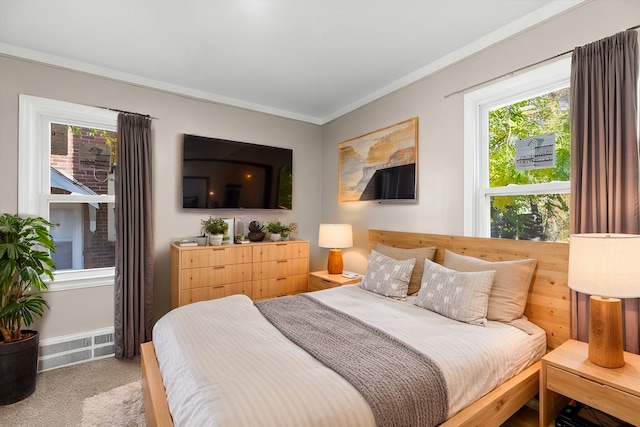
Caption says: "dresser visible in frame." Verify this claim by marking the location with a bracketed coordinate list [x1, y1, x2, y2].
[170, 240, 309, 308]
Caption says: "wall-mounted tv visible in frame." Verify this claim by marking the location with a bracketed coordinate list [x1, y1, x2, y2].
[182, 134, 293, 210]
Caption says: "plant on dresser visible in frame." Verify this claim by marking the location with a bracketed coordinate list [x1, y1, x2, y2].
[201, 217, 229, 246]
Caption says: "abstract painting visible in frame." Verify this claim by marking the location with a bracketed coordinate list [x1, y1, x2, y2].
[338, 117, 418, 202]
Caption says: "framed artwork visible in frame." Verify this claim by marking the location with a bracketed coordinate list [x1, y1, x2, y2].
[221, 218, 234, 244]
[338, 117, 418, 202]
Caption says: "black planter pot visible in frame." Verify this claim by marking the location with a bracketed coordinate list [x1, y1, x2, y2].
[0, 330, 39, 405]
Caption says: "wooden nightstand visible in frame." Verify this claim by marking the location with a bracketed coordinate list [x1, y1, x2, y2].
[308, 270, 362, 292]
[540, 339, 640, 427]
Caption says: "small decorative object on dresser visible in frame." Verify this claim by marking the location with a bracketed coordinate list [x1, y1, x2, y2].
[247, 221, 265, 242]
[262, 220, 289, 242]
[201, 217, 229, 246]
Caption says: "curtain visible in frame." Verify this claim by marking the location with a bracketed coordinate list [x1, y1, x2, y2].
[570, 30, 640, 353]
[114, 113, 154, 358]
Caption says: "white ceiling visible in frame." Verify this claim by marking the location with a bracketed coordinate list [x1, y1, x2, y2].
[0, 0, 582, 124]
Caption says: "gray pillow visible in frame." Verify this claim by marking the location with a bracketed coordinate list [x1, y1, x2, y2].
[443, 250, 537, 323]
[373, 243, 436, 295]
[415, 259, 495, 326]
[358, 250, 416, 298]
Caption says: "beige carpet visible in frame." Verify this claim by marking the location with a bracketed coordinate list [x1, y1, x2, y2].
[0, 355, 141, 426]
[81, 381, 145, 427]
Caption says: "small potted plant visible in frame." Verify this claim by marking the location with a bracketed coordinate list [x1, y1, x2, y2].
[282, 222, 298, 241]
[201, 217, 229, 246]
[0, 213, 55, 405]
[262, 220, 288, 241]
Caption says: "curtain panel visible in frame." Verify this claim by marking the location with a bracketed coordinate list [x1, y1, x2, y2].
[570, 30, 640, 353]
[115, 113, 154, 358]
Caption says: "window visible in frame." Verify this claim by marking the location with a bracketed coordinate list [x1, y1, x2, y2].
[19, 95, 118, 290]
[464, 58, 571, 242]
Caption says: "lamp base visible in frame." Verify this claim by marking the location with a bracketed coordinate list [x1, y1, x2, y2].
[588, 296, 624, 368]
[327, 249, 343, 274]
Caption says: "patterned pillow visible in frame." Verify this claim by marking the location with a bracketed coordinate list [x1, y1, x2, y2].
[358, 250, 416, 298]
[373, 243, 436, 295]
[415, 259, 495, 326]
[443, 250, 537, 323]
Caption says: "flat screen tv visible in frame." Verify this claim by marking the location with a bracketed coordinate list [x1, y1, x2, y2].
[182, 134, 293, 210]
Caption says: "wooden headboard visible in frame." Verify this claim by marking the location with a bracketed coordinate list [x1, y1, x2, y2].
[368, 230, 570, 350]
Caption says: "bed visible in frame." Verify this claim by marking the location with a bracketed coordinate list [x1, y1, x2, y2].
[141, 230, 571, 427]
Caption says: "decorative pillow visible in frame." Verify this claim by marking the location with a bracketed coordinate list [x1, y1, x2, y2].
[415, 259, 495, 326]
[443, 250, 537, 323]
[373, 243, 436, 295]
[358, 250, 416, 298]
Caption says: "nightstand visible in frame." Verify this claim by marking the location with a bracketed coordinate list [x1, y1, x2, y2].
[540, 339, 640, 427]
[308, 270, 361, 292]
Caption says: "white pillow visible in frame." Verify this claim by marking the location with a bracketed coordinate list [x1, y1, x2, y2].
[358, 250, 416, 298]
[415, 259, 495, 326]
[442, 250, 537, 323]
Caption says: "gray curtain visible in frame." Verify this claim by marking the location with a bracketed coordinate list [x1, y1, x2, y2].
[570, 30, 640, 353]
[115, 113, 154, 358]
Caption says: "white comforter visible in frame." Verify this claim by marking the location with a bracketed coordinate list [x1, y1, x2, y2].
[152, 285, 546, 427]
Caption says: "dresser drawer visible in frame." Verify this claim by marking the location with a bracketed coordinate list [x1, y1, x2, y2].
[180, 281, 252, 304]
[252, 274, 308, 300]
[208, 245, 252, 266]
[546, 365, 640, 425]
[252, 258, 308, 280]
[253, 241, 308, 262]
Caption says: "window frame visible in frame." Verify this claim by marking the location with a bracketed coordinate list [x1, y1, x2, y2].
[18, 95, 118, 291]
[463, 58, 571, 237]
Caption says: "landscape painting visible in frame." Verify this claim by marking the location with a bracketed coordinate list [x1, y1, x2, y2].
[338, 117, 418, 202]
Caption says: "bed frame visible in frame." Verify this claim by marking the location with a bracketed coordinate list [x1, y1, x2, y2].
[141, 230, 571, 427]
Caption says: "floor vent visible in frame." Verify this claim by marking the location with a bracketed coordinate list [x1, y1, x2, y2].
[38, 327, 115, 372]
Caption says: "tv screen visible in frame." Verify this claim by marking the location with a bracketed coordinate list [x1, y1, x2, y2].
[182, 134, 293, 210]
[358, 163, 416, 201]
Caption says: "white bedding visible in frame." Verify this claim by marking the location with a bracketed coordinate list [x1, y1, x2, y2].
[152, 285, 546, 427]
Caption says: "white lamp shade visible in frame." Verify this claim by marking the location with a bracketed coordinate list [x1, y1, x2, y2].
[318, 224, 353, 249]
[568, 233, 640, 298]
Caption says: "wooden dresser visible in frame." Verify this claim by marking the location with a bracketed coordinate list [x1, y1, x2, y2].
[170, 240, 309, 308]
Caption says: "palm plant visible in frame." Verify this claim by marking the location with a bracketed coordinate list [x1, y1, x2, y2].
[0, 214, 55, 343]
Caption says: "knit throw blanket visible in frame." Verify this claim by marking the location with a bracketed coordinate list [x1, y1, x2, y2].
[256, 294, 448, 427]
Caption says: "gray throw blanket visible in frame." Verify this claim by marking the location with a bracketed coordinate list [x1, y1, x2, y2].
[255, 294, 448, 427]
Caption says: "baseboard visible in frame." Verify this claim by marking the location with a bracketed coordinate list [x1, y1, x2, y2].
[38, 327, 115, 372]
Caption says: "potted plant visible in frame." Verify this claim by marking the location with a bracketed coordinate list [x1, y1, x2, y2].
[0, 213, 55, 405]
[262, 220, 288, 241]
[281, 222, 298, 241]
[201, 217, 229, 246]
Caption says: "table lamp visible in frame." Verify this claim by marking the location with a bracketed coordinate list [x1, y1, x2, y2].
[318, 224, 353, 274]
[568, 233, 640, 368]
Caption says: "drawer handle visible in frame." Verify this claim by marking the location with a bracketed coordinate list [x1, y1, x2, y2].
[213, 266, 225, 270]
[210, 248, 225, 251]
[276, 260, 287, 263]
[277, 277, 287, 281]
[276, 243, 287, 246]
[211, 285, 224, 289]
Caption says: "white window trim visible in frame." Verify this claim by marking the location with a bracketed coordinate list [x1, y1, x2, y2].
[19, 95, 118, 291]
[463, 57, 571, 237]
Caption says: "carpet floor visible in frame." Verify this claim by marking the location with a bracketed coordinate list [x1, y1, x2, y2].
[0, 355, 141, 427]
[81, 381, 145, 427]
